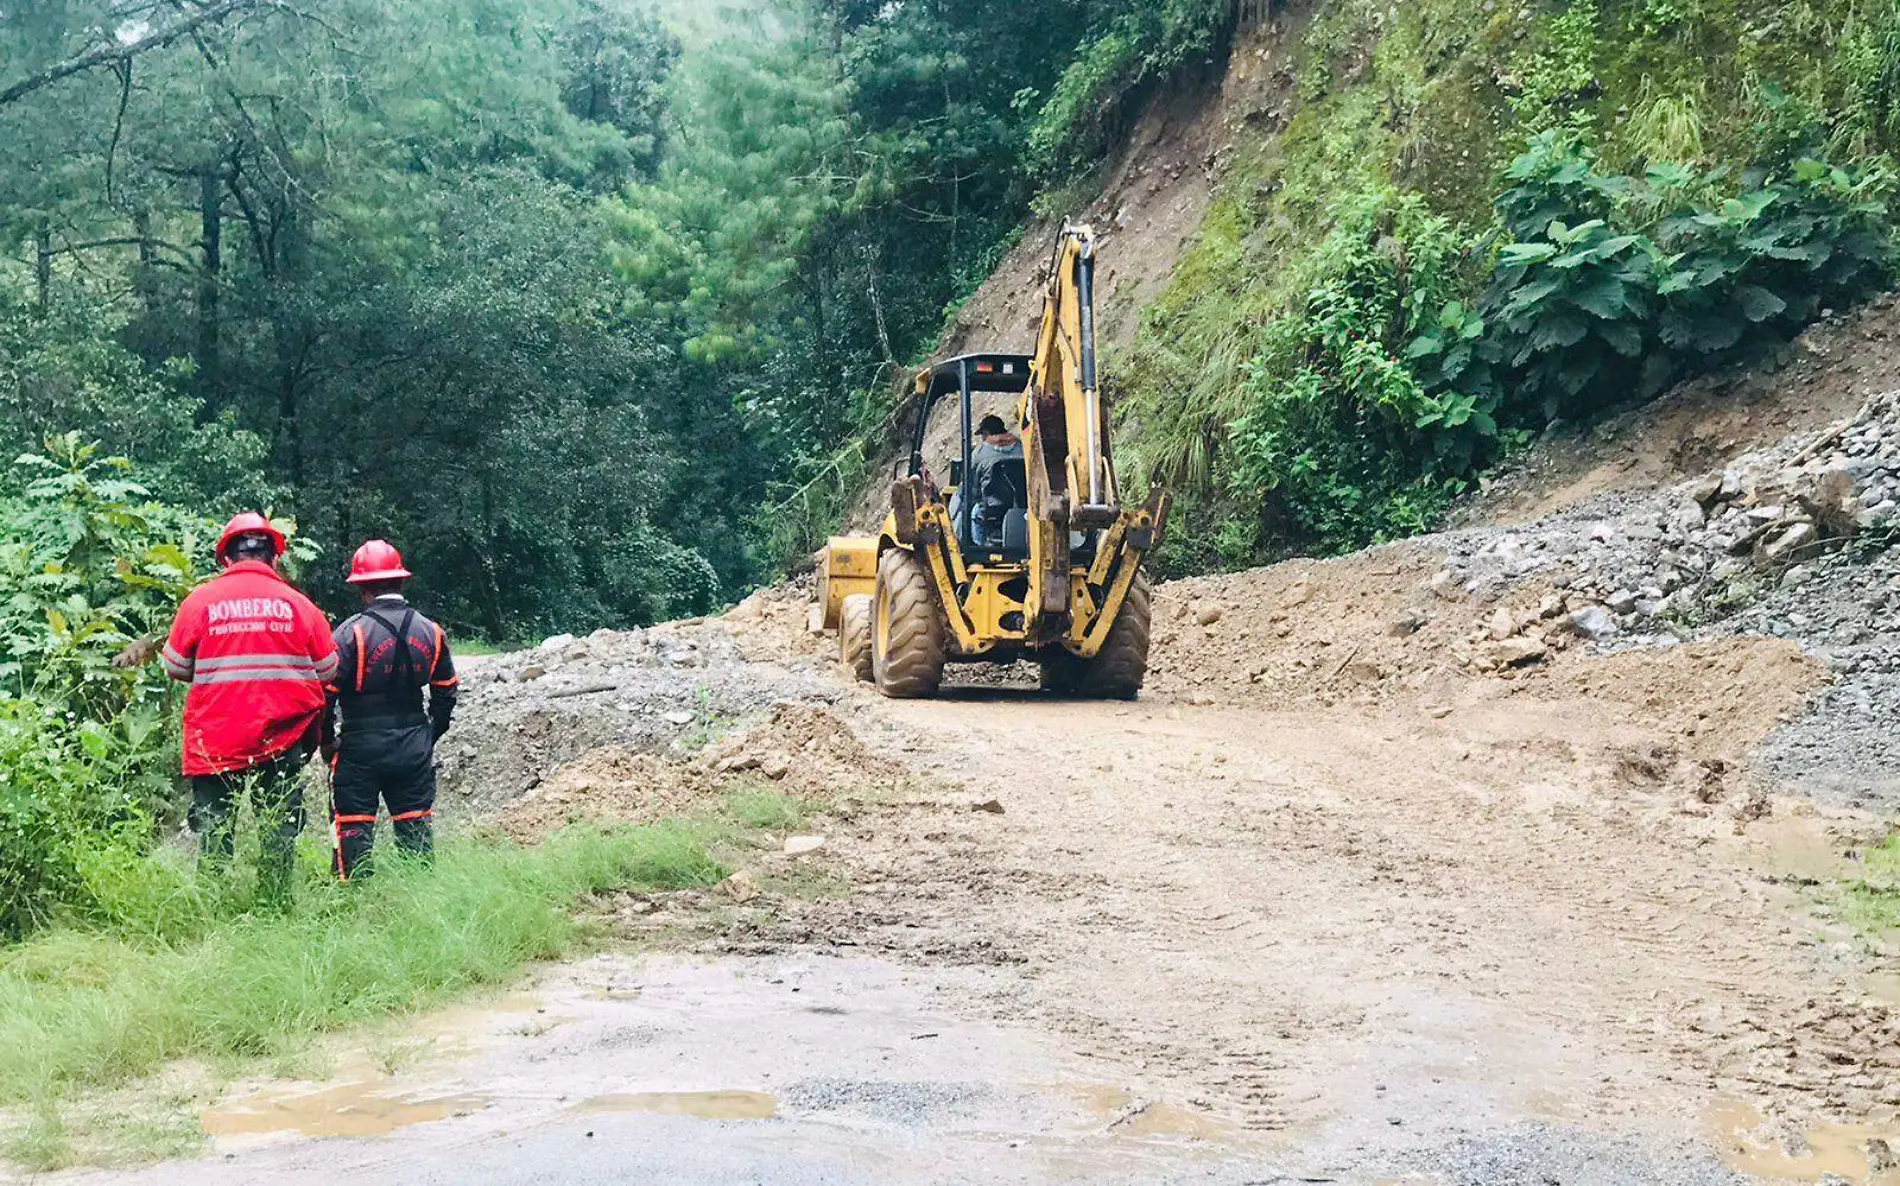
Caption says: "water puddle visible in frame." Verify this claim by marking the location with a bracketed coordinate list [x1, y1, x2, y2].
[585, 987, 644, 1002]
[571, 1090, 779, 1121]
[1115, 1101, 1235, 1141]
[1057, 1083, 1236, 1142]
[202, 1082, 489, 1140]
[1708, 1099, 1900, 1184]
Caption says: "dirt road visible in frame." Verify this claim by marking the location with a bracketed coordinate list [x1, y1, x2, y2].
[49, 645, 1895, 1186]
[755, 672, 1899, 1180]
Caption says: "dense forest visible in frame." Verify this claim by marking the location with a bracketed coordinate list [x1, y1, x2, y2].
[1, 0, 1230, 637]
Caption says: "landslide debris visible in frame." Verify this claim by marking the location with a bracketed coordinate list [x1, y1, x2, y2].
[499, 701, 906, 840]
[439, 618, 834, 817]
[1147, 389, 1900, 806]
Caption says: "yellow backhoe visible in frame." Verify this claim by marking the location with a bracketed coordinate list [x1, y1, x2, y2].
[813, 226, 1167, 698]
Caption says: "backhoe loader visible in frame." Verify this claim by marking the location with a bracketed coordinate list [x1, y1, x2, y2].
[813, 226, 1168, 698]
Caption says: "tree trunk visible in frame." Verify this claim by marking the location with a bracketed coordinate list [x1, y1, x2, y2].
[273, 204, 308, 490]
[35, 217, 51, 313]
[133, 207, 157, 312]
[197, 170, 222, 399]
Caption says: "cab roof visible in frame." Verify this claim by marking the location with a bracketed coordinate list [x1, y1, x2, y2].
[914, 354, 1033, 402]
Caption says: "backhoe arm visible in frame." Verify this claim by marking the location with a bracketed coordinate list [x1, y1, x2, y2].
[1022, 226, 1118, 621]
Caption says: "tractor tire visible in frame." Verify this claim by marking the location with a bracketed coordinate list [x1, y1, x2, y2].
[839, 594, 874, 683]
[1039, 572, 1152, 700]
[872, 548, 946, 699]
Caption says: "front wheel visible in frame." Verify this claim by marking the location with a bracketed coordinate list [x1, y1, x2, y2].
[872, 549, 946, 699]
[1039, 573, 1152, 699]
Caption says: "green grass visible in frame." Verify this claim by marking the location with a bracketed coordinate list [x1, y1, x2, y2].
[450, 637, 525, 658]
[1842, 832, 1900, 938]
[721, 785, 812, 831]
[0, 822, 727, 1108]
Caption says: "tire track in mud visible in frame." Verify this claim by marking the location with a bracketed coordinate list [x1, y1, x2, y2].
[728, 686, 1899, 1152]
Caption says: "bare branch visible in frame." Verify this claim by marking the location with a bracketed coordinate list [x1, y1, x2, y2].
[0, 0, 282, 106]
[105, 59, 133, 203]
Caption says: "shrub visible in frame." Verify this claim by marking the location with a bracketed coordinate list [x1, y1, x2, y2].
[1227, 188, 1496, 551]
[1024, 0, 1233, 178]
[0, 438, 209, 940]
[1473, 134, 1896, 420]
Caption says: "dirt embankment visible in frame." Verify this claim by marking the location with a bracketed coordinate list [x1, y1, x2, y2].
[840, 13, 1314, 532]
[939, 15, 1308, 363]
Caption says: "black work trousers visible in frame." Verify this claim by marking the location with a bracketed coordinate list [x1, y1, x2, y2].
[331, 722, 437, 880]
[190, 750, 308, 907]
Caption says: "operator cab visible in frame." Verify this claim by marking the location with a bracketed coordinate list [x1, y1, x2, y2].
[907, 354, 1033, 558]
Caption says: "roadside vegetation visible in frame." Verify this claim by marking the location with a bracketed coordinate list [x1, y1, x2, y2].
[1842, 832, 1900, 939]
[1126, 0, 1900, 574]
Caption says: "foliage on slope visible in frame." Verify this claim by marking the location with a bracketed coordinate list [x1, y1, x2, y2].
[1124, 0, 1900, 573]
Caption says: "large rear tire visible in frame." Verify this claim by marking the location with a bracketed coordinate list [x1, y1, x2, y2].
[1039, 572, 1152, 699]
[839, 594, 874, 683]
[872, 549, 946, 699]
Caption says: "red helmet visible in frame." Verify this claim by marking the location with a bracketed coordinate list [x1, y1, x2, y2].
[347, 539, 412, 585]
[216, 512, 287, 563]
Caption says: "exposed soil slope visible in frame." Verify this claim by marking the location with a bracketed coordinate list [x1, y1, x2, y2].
[939, 15, 1308, 362]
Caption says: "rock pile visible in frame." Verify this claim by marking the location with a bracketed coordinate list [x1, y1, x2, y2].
[439, 618, 832, 815]
[1434, 391, 1900, 658]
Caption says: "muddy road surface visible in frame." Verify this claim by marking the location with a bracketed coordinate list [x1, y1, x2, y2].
[45, 628, 1900, 1185]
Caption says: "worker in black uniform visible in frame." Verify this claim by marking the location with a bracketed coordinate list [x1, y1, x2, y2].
[325, 539, 458, 880]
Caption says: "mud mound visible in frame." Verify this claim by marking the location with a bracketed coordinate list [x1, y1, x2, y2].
[698, 701, 905, 790]
[1529, 639, 1825, 764]
[500, 703, 905, 839]
[1147, 543, 1461, 705]
[717, 577, 830, 668]
[439, 620, 832, 817]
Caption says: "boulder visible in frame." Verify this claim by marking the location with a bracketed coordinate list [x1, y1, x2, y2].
[1483, 638, 1549, 668]
[721, 871, 761, 903]
[540, 633, 577, 651]
[1389, 612, 1427, 637]
[1567, 606, 1619, 642]
[783, 835, 826, 857]
[1762, 522, 1817, 562]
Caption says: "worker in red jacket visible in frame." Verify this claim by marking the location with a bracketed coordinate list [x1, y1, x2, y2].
[156, 513, 338, 903]
[324, 540, 458, 880]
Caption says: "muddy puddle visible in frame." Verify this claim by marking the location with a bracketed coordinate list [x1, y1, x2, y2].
[202, 1083, 489, 1140]
[153, 953, 1271, 1186]
[570, 1090, 779, 1121]
[1710, 1099, 1900, 1185]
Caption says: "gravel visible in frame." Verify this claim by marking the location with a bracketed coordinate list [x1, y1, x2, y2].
[1425, 391, 1900, 809]
[439, 620, 833, 815]
[1405, 1123, 1751, 1186]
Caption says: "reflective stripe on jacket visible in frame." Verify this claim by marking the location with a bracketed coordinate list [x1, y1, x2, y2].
[163, 561, 338, 776]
